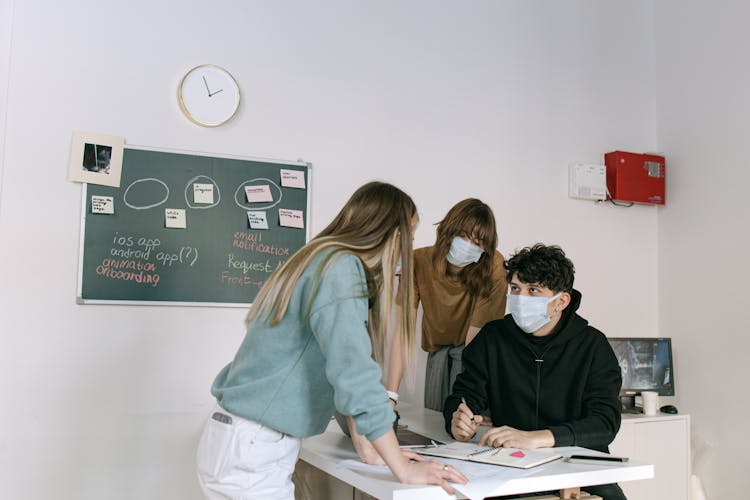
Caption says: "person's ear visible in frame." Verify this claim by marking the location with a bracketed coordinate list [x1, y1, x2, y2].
[554, 292, 572, 314]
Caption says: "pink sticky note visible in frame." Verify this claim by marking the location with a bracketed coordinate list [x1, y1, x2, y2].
[279, 208, 304, 229]
[280, 169, 306, 189]
[245, 185, 274, 203]
[510, 450, 525, 458]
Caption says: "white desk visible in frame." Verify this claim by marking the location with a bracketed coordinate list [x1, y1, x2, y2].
[298, 403, 654, 499]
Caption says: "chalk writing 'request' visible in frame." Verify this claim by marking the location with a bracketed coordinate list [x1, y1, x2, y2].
[221, 232, 289, 288]
[96, 231, 292, 290]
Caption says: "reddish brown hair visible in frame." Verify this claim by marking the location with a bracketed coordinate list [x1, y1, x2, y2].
[432, 198, 498, 298]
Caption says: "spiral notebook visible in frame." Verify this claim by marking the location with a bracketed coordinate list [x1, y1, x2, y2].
[415, 442, 562, 469]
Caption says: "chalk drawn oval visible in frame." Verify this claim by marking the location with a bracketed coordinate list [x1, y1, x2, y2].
[123, 178, 170, 210]
[234, 178, 283, 210]
[184, 175, 221, 209]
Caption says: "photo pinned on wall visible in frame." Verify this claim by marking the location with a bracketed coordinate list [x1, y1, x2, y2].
[67, 131, 125, 187]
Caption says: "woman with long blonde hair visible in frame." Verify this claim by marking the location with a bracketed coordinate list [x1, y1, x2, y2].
[196, 181, 466, 499]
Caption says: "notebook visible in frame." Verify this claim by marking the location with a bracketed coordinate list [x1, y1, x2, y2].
[415, 441, 562, 469]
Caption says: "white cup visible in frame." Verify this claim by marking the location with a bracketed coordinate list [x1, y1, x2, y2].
[641, 391, 659, 416]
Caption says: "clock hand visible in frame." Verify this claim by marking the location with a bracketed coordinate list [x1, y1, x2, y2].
[202, 75, 211, 96]
[209, 88, 224, 97]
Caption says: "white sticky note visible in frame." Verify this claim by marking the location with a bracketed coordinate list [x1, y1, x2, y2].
[194, 183, 214, 204]
[279, 208, 304, 229]
[245, 184, 274, 203]
[165, 208, 187, 229]
[247, 211, 269, 230]
[91, 195, 114, 214]
[280, 169, 306, 189]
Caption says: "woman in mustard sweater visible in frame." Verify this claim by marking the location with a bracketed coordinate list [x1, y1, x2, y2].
[386, 199, 508, 413]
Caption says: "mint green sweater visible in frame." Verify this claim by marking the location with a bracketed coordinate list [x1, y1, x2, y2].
[211, 250, 394, 441]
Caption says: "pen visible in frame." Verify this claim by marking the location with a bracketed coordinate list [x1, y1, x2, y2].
[566, 454, 629, 463]
[461, 397, 476, 423]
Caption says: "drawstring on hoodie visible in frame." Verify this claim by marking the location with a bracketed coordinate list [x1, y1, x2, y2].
[532, 345, 553, 429]
[534, 358, 543, 428]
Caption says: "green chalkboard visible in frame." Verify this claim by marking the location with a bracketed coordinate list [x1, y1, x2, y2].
[77, 146, 311, 305]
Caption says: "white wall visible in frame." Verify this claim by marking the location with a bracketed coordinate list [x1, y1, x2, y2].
[0, 2, 659, 498]
[655, 2, 750, 498]
[0, 0, 12, 208]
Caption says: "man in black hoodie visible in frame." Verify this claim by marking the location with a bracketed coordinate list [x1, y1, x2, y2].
[444, 244, 626, 500]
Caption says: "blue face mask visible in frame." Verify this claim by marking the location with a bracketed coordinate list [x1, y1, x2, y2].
[507, 293, 561, 333]
[447, 236, 484, 267]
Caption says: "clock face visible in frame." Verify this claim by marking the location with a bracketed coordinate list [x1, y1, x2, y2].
[178, 65, 240, 127]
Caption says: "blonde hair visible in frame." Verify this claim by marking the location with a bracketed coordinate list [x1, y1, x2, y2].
[432, 198, 499, 298]
[245, 181, 417, 364]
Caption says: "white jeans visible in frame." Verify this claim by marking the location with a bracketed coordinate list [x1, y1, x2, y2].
[196, 405, 301, 500]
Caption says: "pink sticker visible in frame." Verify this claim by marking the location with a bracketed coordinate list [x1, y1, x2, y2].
[510, 450, 525, 458]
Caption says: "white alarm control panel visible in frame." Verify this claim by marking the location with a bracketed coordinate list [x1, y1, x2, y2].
[568, 163, 607, 201]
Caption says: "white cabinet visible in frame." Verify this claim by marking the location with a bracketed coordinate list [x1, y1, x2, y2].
[609, 413, 690, 500]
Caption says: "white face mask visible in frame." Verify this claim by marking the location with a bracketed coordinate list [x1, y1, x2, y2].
[447, 236, 484, 267]
[507, 293, 561, 333]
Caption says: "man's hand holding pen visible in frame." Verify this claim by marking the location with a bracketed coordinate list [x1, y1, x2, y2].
[451, 397, 485, 441]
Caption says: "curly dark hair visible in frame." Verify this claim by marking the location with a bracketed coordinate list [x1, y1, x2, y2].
[505, 244, 575, 293]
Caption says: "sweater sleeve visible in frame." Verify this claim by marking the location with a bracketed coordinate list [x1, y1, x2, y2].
[443, 325, 492, 436]
[547, 332, 622, 449]
[308, 254, 394, 442]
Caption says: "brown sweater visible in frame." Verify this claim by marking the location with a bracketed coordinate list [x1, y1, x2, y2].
[409, 246, 507, 352]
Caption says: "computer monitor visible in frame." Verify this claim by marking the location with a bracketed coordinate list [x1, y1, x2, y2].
[607, 337, 674, 413]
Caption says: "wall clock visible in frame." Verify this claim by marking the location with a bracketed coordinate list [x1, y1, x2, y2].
[178, 65, 241, 127]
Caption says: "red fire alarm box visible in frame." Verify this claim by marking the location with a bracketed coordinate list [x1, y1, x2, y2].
[604, 151, 665, 205]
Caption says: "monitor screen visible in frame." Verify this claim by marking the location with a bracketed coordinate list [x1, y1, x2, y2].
[607, 337, 674, 396]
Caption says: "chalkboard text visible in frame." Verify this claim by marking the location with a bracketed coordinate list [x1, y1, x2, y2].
[156, 246, 199, 267]
[233, 231, 290, 256]
[227, 254, 284, 274]
[96, 258, 160, 287]
[220, 272, 264, 287]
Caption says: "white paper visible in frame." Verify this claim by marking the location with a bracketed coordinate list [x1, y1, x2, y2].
[193, 183, 215, 204]
[91, 195, 114, 214]
[165, 208, 187, 229]
[279, 208, 304, 229]
[280, 169, 306, 189]
[337, 459, 391, 474]
[446, 458, 539, 500]
[247, 211, 269, 230]
[245, 184, 274, 203]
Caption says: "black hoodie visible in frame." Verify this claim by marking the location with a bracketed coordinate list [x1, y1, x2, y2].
[443, 289, 622, 453]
